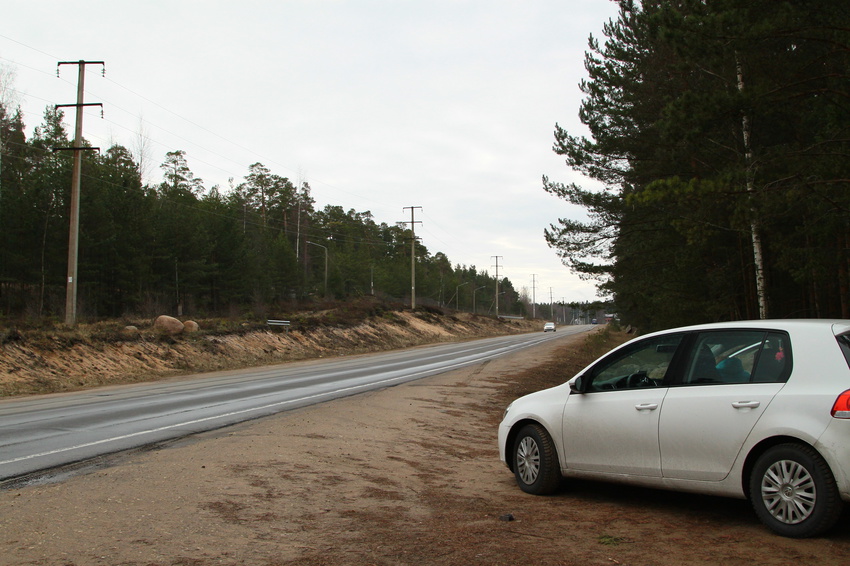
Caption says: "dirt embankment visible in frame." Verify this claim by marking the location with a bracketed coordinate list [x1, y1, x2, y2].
[0, 309, 539, 397]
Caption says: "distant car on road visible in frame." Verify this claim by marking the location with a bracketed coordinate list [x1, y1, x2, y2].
[499, 319, 850, 538]
[543, 322, 556, 332]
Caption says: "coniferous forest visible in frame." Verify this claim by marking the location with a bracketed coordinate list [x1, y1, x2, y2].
[545, 0, 850, 331]
[0, 105, 522, 321]
[4, 1, 848, 330]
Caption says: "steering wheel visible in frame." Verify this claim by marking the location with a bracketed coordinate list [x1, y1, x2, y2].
[627, 371, 651, 388]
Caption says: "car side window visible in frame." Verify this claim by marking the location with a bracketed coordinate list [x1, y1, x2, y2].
[837, 333, 850, 368]
[586, 334, 683, 392]
[683, 330, 791, 385]
[751, 332, 791, 383]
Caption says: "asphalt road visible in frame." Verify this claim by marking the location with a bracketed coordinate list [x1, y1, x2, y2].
[0, 326, 591, 483]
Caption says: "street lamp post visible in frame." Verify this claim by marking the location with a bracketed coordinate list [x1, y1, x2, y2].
[306, 241, 328, 297]
[473, 285, 486, 314]
[456, 282, 469, 311]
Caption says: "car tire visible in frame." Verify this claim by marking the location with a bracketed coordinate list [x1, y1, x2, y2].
[748, 443, 843, 538]
[512, 423, 561, 495]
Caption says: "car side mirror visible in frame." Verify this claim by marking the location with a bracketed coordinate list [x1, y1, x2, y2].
[570, 376, 585, 394]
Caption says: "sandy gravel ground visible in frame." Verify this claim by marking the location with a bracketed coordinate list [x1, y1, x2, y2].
[2, 332, 850, 565]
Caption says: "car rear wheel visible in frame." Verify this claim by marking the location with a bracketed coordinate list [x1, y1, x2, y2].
[513, 424, 561, 495]
[748, 443, 843, 538]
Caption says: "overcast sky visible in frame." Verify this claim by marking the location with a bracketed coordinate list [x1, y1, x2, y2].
[2, 0, 619, 304]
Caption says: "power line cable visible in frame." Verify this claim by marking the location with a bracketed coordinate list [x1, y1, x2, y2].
[0, 35, 479, 263]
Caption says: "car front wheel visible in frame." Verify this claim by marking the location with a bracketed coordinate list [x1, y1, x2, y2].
[748, 443, 843, 538]
[512, 424, 561, 495]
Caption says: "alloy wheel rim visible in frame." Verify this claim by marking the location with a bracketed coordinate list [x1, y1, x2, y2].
[517, 436, 541, 484]
[760, 459, 816, 525]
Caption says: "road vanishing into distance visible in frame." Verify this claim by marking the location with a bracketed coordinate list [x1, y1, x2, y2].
[0, 326, 592, 485]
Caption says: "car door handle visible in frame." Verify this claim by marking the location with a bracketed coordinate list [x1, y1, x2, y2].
[732, 401, 760, 409]
[634, 403, 658, 411]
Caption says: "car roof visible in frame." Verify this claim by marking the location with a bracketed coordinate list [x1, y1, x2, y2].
[645, 319, 850, 338]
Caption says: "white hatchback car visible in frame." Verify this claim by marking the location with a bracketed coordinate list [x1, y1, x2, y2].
[499, 320, 850, 537]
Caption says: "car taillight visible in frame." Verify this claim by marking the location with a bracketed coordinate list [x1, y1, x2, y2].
[831, 390, 850, 418]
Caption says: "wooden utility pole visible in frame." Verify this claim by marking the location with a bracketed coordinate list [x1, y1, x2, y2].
[402, 206, 422, 309]
[55, 60, 104, 327]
